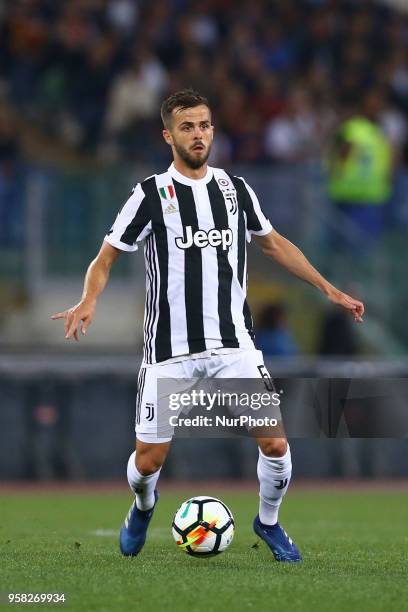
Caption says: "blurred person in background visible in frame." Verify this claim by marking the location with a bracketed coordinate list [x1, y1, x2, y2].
[318, 305, 358, 356]
[326, 89, 394, 251]
[253, 73, 286, 124]
[265, 87, 328, 164]
[104, 45, 168, 159]
[105, 45, 168, 136]
[255, 303, 299, 357]
[68, 32, 118, 151]
[24, 381, 82, 481]
[106, 0, 139, 40]
[0, 100, 24, 248]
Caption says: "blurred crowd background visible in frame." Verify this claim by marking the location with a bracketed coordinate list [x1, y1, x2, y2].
[1, 0, 408, 481]
[1, 0, 408, 164]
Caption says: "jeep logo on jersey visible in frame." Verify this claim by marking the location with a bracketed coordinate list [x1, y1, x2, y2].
[175, 226, 233, 250]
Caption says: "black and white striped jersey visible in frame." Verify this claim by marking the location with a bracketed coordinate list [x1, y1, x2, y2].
[105, 163, 272, 364]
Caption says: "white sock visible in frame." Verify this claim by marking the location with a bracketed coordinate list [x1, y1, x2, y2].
[257, 444, 292, 525]
[127, 451, 161, 511]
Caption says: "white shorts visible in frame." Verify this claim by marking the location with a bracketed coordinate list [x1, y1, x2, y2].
[135, 349, 271, 443]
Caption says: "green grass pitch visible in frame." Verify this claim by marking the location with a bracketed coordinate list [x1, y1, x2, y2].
[0, 488, 407, 611]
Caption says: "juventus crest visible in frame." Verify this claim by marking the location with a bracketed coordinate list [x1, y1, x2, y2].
[217, 178, 238, 215]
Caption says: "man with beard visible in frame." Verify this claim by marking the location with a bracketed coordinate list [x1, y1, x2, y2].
[52, 89, 364, 563]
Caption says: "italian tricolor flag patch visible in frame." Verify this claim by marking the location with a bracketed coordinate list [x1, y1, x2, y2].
[159, 185, 175, 200]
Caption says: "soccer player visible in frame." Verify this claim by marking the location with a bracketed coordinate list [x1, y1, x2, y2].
[52, 89, 364, 563]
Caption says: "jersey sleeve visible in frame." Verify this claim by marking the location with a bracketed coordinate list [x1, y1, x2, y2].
[241, 178, 273, 241]
[104, 183, 152, 252]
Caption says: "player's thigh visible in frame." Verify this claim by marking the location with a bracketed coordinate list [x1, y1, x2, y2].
[211, 348, 272, 381]
[212, 349, 287, 445]
[135, 360, 190, 443]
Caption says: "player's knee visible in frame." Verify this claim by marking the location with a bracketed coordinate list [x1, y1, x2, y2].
[259, 437, 287, 458]
[136, 454, 164, 476]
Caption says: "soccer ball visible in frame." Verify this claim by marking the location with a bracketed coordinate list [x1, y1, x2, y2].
[172, 496, 234, 556]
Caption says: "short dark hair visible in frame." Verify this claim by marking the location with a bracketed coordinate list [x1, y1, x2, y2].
[161, 89, 210, 129]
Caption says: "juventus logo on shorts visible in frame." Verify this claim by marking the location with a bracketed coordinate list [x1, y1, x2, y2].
[146, 403, 155, 422]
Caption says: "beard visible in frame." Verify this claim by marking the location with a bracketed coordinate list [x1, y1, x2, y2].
[173, 140, 211, 170]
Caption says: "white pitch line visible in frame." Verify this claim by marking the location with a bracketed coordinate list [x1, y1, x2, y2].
[90, 527, 170, 537]
[91, 529, 117, 537]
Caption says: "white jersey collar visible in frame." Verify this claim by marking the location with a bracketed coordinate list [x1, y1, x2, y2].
[168, 162, 213, 186]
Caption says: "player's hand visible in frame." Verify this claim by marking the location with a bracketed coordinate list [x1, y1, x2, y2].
[51, 299, 96, 341]
[326, 288, 364, 323]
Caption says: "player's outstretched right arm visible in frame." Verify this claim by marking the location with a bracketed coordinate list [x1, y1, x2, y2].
[51, 241, 121, 341]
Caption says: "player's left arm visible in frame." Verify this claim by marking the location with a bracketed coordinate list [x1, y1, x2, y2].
[254, 229, 364, 322]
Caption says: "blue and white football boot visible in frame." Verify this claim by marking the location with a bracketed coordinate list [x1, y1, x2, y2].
[120, 491, 159, 556]
[253, 515, 302, 562]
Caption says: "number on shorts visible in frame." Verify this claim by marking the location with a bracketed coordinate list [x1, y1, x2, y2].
[257, 365, 274, 392]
